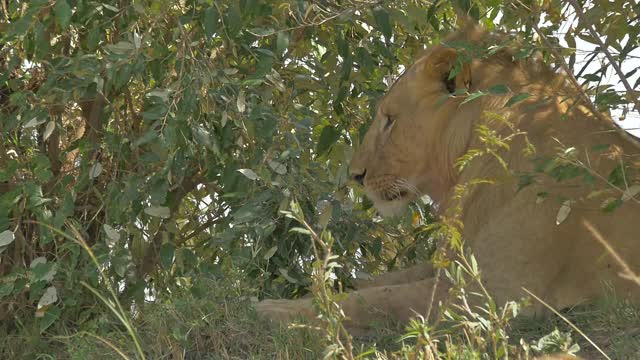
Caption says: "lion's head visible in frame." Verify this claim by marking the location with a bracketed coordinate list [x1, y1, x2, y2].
[349, 42, 480, 216]
[349, 28, 555, 216]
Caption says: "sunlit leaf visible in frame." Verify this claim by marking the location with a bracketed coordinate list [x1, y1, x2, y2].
[622, 185, 640, 202]
[462, 91, 487, 104]
[89, 162, 103, 179]
[144, 206, 171, 219]
[237, 91, 246, 113]
[289, 227, 311, 235]
[556, 200, 572, 225]
[43, 121, 55, 141]
[37, 286, 58, 311]
[30, 257, 47, 268]
[0, 230, 15, 247]
[24, 118, 46, 128]
[237, 169, 259, 180]
[268, 160, 286, 175]
[105, 41, 135, 55]
[103, 224, 120, 243]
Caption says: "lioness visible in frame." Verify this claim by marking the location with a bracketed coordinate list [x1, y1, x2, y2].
[256, 25, 640, 337]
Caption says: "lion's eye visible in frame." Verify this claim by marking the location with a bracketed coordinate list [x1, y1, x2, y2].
[444, 75, 456, 94]
[383, 116, 394, 131]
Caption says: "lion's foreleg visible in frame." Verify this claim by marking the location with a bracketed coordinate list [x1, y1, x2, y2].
[341, 277, 448, 332]
[256, 277, 449, 335]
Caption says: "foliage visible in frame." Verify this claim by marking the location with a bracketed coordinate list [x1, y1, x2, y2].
[1, 0, 639, 358]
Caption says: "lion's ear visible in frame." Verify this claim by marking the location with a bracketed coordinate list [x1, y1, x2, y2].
[423, 47, 471, 93]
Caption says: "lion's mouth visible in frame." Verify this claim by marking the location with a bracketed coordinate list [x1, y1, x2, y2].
[380, 189, 409, 201]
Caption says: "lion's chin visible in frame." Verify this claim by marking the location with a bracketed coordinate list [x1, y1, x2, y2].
[372, 198, 412, 217]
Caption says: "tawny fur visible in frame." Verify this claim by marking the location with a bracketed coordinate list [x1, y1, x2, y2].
[256, 26, 640, 342]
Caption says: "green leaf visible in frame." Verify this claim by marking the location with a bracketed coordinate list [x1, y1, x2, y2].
[33, 23, 51, 60]
[263, 246, 277, 260]
[39, 306, 61, 333]
[488, 84, 510, 95]
[203, 6, 219, 38]
[237, 169, 259, 180]
[276, 31, 289, 54]
[192, 126, 219, 153]
[133, 129, 159, 147]
[224, 5, 242, 36]
[54, 0, 72, 30]
[504, 93, 531, 107]
[89, 162, 102, 179]
[556, 200, 572, 225]
[316, 125, 340, 157]
[278, 268, 298, 284]
[591, 144, 611, 153]
[102, 3, 119, 12]
[461, 91, 486, 104]
[622, 185, 640, 202]
[608, 164, 625, 187]
[236, 91, 246, 113]
[372, 7, 392, 40]
[0, 230, 15, 247]
[0, 282, 14, 300]
[177, 248, 198, 269]
[43, 121, 55, 141]
[31, 261, 56, 282]
[103, 224, 120, 243]
[249, 27, 275, 36]
[86, 26, 101, 51]
[289, 227, 311, 235]
[268, 160, 286, 175]
[144, 206, 170, 219]
[24, 117, 46, 128]
[601, 198, 623, 213]
[105, 41, 135, 55]
[160, 243, 175, 269]
[517, 174, 535, 192]
[37, 286, 58, 310]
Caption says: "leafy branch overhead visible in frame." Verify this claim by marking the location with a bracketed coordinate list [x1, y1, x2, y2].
[0, 0, 638, 357]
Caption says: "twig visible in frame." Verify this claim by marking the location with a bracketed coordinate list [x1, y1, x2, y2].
[528, 21, 640, 150]
[582, 220, 640, 287]
[568, 0, 640, 113]
[560, 155, 640, 205]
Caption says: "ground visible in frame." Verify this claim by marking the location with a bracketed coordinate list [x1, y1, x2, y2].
[3, 278, 638, 359]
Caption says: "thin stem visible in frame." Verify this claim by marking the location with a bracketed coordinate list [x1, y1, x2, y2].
[528, 21, 640, 150]
[567, 0, 640, 113]
[522, 287, 612, 360]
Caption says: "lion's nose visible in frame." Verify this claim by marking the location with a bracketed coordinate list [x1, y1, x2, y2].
[351, 169, 366, 186]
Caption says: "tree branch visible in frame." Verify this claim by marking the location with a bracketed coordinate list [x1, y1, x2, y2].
[139, 173, 204, 276]
[568, 0, 640, 113]
[529, 21, 640, 149]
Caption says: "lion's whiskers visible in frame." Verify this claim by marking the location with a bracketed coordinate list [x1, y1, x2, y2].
[395, 178, 420, 196]
[380, 178, 421, 201]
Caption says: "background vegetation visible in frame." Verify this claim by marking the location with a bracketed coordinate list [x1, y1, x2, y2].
[0, 0, 638, 358]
